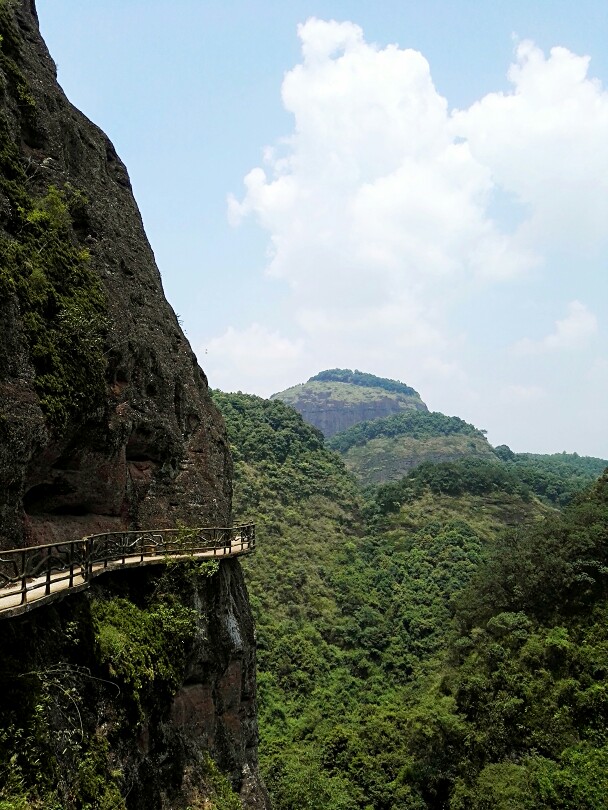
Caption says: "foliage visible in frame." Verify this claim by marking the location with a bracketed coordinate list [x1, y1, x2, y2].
[367, 453, 607, 519]
[0, 649, 125, 809]
[454, 471, 608, 625]
[193, 753, 243, 810]
[215, 389, 608, 810]
[327, 409, 487, 454]
[492, 447, 607, 506]
[92, 594, 198, 709]
[0, 10, 107, 429]
[215, 392, 535, 808]
[368, 457, 531, 516]
[308, 368, 419, 397]
[0, 564, 226, 809]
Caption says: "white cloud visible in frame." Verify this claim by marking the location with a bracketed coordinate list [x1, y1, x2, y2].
[200, 324, 305, 394]
[218, 20, 607, 455]
[499, 383, 546, 404]
[228, 22, 607, 359]
[452, 42, 608, 252]
[512, 300, 598, 354]
[229, 18, 541, 308]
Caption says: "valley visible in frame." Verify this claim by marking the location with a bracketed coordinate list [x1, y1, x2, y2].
[214, 372, 608, 810]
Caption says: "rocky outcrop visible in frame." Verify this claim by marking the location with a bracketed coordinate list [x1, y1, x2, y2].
[166, 560, 269, 809]
[273, 380, 428, 438]
[0, 561, 270, 809]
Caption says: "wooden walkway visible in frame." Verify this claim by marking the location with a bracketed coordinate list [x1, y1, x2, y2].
[0, 525, 255, 619]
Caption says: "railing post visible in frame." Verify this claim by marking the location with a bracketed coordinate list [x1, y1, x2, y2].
[21, 550, 26, 606]
[45, 546, 52, 596]
[69, 542, 74, 588]
[84, 538, 91, 581]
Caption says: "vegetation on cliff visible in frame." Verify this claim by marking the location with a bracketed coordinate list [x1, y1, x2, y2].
[0, 564, 245, 810]
[308, 369, 420, 398]
[328, 410, 488, 453]
[215, 390, 608, 810]
[0, 6, 107, 429]
[327, 410, 495, 486]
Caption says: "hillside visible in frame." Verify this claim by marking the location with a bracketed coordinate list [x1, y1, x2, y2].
[212, 390, 601, 810]
[272, 369, 428, 437]
[328, 409, 496, 485]
[494, 447, 608, 505]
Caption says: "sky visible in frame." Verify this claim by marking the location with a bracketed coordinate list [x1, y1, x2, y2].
[35, 1, 608, 457]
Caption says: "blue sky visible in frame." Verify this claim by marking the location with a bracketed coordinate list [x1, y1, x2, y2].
[36, 1, 608, 457]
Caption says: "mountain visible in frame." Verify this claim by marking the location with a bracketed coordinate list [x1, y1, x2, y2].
[275, 371, 608, 490]
[328, 409, 497, 485]
[273, 370, 498, 485]
[213, 389, 608, 810]
[272, 368, 428, 437]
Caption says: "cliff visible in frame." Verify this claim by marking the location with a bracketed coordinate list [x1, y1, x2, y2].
[0, 2, 268, 807]
[0, 561, 269, 809]
[0, 0, 231, 548]
[272, 370, 428, 438]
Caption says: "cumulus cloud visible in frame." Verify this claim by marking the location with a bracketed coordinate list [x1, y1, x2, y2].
[228, 18, 544, 306]
[512, 300, 598, 354]
[218, 19, 607, 452]
[228, 20, 606, 320]
[453, 41, 608, 251]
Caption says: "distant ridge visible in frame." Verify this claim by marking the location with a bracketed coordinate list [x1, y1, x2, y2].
[329, 409, 496, 485]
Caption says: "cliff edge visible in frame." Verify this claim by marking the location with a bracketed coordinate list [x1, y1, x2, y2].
[0, 2, 268, 807]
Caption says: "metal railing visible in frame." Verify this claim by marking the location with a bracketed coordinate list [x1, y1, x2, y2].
[0, 524, 255, 618]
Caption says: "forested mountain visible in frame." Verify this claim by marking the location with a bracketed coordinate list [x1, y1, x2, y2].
[274, 371, 608, 491]
[328, 410, 496, 485]
[271, 369, 427, 438]
[213, 390, 608, 809]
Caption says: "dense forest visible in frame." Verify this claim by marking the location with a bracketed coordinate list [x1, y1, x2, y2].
[327, 411, 487, 454]
[214, 391, 608, 810]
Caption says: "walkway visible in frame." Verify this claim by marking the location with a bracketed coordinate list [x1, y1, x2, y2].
[0, 525, 255, 618]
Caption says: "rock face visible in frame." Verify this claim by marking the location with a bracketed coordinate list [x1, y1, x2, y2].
[0, 3, 268, 807]
[272, 379, 428, 438]
[0, 0, 231, 549]
[0, 562, 270, 809]
[168, 561, 268, 808]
